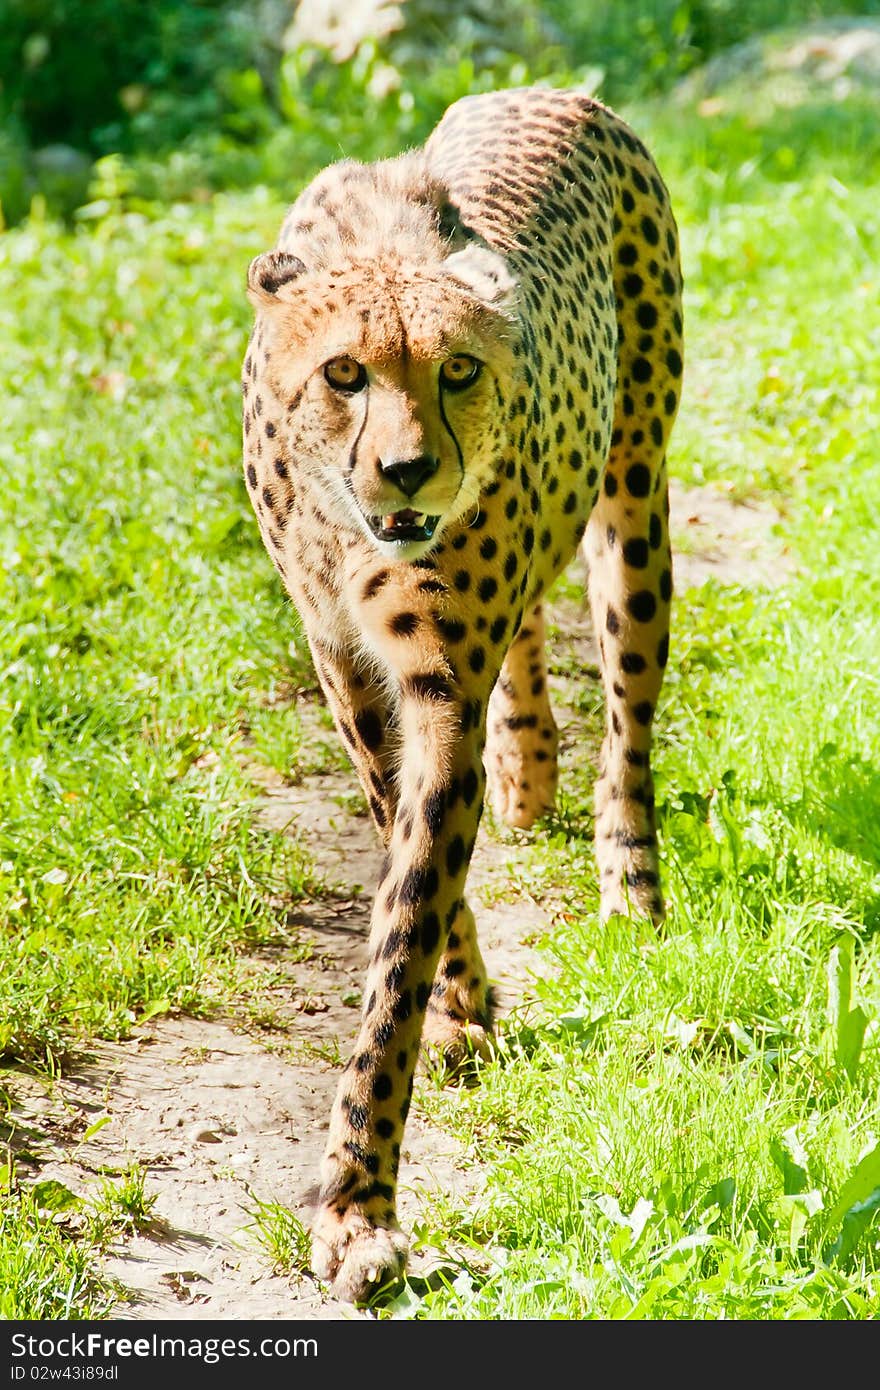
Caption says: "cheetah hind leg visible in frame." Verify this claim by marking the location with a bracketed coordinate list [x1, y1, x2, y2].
[422, 899, 494, 1074]
[485, 603, 559, 830]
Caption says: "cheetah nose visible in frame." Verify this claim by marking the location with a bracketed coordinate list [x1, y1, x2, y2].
[379, 454, 439, 498]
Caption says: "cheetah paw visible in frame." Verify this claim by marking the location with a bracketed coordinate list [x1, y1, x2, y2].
[487, 749, 558, 830]
[311, 1207, 408, 1304]
[600, 884, 665, 926]
[421, 1011, 493, 1077]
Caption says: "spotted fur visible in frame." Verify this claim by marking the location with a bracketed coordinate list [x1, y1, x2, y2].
[241, 87, 683, 1301]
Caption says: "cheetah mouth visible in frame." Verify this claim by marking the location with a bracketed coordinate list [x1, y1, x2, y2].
[366, 509, 441, 544]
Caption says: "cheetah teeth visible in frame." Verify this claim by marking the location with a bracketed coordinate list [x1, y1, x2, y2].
[367, 510, 440, 543]
[383, 511, 426, 528]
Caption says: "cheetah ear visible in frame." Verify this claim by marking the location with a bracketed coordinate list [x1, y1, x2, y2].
[247, 250, 308, 307]
[441, 244, 516, 311]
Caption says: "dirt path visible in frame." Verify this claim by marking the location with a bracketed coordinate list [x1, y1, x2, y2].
[4, 485, 789, 1319]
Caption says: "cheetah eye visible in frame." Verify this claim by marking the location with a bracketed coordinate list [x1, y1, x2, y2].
[324, 356, 367, 392]
[440, 355, 482, 391]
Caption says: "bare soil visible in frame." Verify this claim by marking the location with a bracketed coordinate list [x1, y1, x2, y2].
[3, 484, 789, 1320]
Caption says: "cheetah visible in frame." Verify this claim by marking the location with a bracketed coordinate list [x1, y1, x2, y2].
[241, 86, 682, 1302]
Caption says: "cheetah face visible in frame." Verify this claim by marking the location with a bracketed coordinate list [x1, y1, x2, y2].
[247, 245, 520, 559]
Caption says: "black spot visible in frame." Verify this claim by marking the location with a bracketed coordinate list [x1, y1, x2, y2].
[626, 868, 658, 888]
[621, 650, 646, 674]
[399, 867, 426, 906]
[354, 708, 383, 751]
[649, 513, 663, 549]
[489, 616, 508, 644]
[628, 590, 657, 623]
[625, 463, 651, 497]
[423, 788, 446, 835]
[382, 928, 405, 962]
[390, 611, 419, 637]
[633, 700, 653, 726]
[636, 301, 658, 329]
[454, 569, 471, 592]
[373, 1073, 392, 1101]
[480, 536, 498, 560]
[246, 464, 257, 489]
[657, 634, 669, 667]
[462, 767, 479, 806]
[606, 606, 620, 635]
[363, 569, 390, 600]
[376, 1118, 394, 1139]
[405, 672, 452, 701]
[660, 569, 673, 602]
[623, 537, 649, 568]
[446, 836, 465, 877]
[421, 912, 441, 955]
[631, 357, 652, 384]
[626, 747, 649, 767]
[622, 272, 643, 298]
[604, 471, 618, 497]
[478, 576, 498, 602]
[439, 617, 466, 643]
[468, 646, 485, 673]
[666, 347, 683, 377]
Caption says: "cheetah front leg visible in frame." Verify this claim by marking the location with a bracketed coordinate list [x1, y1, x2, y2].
[584, 457, 672, 924]
[485, 603, 559, 829]
[426, 604, 559, 1066]
[306, 637, 397, 839]
[310, 671, 490, 1302]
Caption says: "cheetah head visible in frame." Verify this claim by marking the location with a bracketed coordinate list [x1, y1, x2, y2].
[246, 243, 519, 560]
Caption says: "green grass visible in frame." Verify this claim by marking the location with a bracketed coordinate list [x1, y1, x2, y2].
[0, 194, 323, 1068]
[0, 1159, 155, 1318]
[2, 55, 880, 1316]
